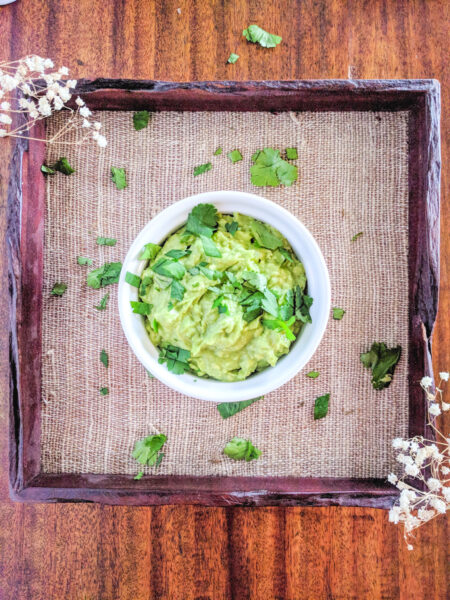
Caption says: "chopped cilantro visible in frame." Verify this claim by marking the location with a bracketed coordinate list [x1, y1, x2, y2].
[250, 148, 298, 187]
[212, 295, 229, 315]
[41, 164, 56, 175]
[227, 149, 243, 163]
[243, 25, 282, 48]
[53, 157, 75, 175]
[165, 249, 191, 260]
[307, 371, 320, 379]
[263, 316, 296, 341]
[351, 232, 364, 242]
[139, 243, 161, 260]
[294, 285, 313, 323]
[154, 452, 165, 469]
[360, 342, 401, 390]
[314, 393, 330, 420]
[241, 271, 267, 292]
[77, 256, 93, 266]
[133, 110, 150, 131]
[167, 301, 174, 310]
[94, 292, 110, 311]
[125, 272, 141, 287]
[170, 279, 185, 301]
[250, 220, 283, 249]
[285, 147, 298, 160]
[227, 53, 239, 64]
[332, 307, 346, 320]
[51, 282, 67, 296]
[132, 434, 167, 472]
[279, 247, 293, 262]
[130, 301, 152, 315]
[87, 262, 122, 288]
[217, 396, 262, 419]
[213, 147, 223, 155]
[225, 221, 239, 235]
[261, 288, 279, 317]
[111, 166, 127, 190]
[96, 237, 117, 246]
[158, 345, 191, 374]
[200, 234, 222, 258]
[100, 349, 108, 368]
[186, 204, 218, 238]
[134, 471, 144, 480]
[151, 319, 159, 332]
[193, 162, 212, 176]
[152, 258, 186, 280]
[224, 437, 261, 461]
[100, 387, 109, 396]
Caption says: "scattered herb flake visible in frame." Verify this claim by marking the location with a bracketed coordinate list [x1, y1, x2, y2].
[279, 248, 293, 262]
[130, 301, 152, 315]
[193, 162, 212, 177]
[285, 147, 298, 160]
[217, 396, 262, 419]
[213, 147, 223, 156]
[41, 164, 56, 175]
[152, 258, 186, 280]
[227, 53, 239, 64]
[314, 393, 330, 420]
[186, 204, 218, 238]
[351, 232, 364, 242]
[158, 345, 191, 374]
[100, 387, 109, 396]
[263, 316, 296, 341]
[133, 110, 150, 131]
[100, 349, 108, 368]
[332, 307, 346, 320]
[200, 234, 222, 258]
[94, 292, 110, 311]
[154, 452, 165, 469]
[250, 148, 298, 187]
[170, 279, 185, 301]
[225, 221, 239, 236]
[307, 371, 320, 379]
[360, 342, 402, 390]
[87, 262, 122, 288]
[53, 157, 75, 175]
[111, 166, 127, 190]
[132, 434, 167, 472]
[165, 249, 191, 260]
[227, 149, 243, 163]
[51, 282, 67, 296]
[134, 471, 144, 480]
[151, 319, 159, 332]
[250, 220, 283, 249]
[125, 271, 141, 287]
[96, 236, 117, 246]
[77, 256, 93, 266]
[243, 24, 282, 48]
[139, 243, 161, 260]
[223, 437, 262, 461]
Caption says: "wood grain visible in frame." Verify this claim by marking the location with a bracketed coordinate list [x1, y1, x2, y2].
[0, 1, 448, 598]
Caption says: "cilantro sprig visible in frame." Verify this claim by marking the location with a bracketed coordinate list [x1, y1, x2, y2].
[224, 437, 261, 461]
[250, 148, 298, 187]
[132, 434, 167, 479]
[185, 204, 221, 258]
[243, 25, 282, 48]
[360, 342, 401, 390]
[158, 345, 191, 375]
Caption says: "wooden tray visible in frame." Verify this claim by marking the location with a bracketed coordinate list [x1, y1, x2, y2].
[7, 79, 440, 506]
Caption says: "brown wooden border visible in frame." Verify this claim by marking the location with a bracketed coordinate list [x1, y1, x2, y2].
[7, 80, 441, 506]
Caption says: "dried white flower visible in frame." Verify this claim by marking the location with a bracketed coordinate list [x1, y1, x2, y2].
[0, 129, 7, 137]
[79, 105, 92, 118]
[0, 101, 10, 110]
[66, 79, 77, 89]
[43, 58, 54, 69]
[441, 466, 450, 475]
[388, 473, 398, 485]
[392, 438, 405, 449]
[53, 97, 64, 111]
[0, 113, 12, 125]
[82, 119, 91, 128]
[439, 372, 449, 381]
[429, 403, 441, 416]
[96, 134, 107, 148]
[389, 506, 401, 524]
[38, 96, 52, 117]
[409, 441, 419, 453]
[0, 74, 18, 91]
[421, 376, 433, 388]
[426, 478, 441, 492]
[93, 121, 102, 130]
[429, 497, 446, 514]
[442, 487, 450, 502]
[58, 86, 71, 103]
[46, 89, 56, 101]
[75, 97, 85, 106]
[417, 508, 435, 520]
[22, 83, 32, 96]
[58, 66, 69, 76]
[441, 402, 450, 412]
[405, 463, 420, 477]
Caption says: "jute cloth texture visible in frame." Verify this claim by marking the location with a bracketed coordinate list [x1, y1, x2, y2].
[41, 110, 409, 477]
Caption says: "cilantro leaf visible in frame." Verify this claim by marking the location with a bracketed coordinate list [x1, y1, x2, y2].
[243, 25, 282, 48]
[225, 221, 239, 235]
[263, 316, 296, 341]
[96, 237, 117, 246]
[111, 167, 127, 190]
[242, 271, 267, 292]
[212, 295, 229, 315]
[314, 393, 330, 420]
[217, 396, 262, 419]
[186, 204, 218, 238]
[360, 342, 401, 390]
[41, 164, 56, 175]
[227, 53, 239, 64]
[139, 243, 161, 260]
[125, 272, 141, 287]
[351, 232, 363, 242]
[132, 434, 167, 468]
[170, 279, 185, 301]
[213, 147, 223, 155]
[285, 147, 298, 160]
[193, 162, 212, 176]
[223, 437, 262, 461]
[227, 149, 243, 163]
[133, 110, 150, 131]
[77, 256, 93, 266]
[51, 282, 67, 296]
[250, 148, 298, 187]
[87, 262, 122, 288]
[261, 289, 278, 317]
[134, 471, 144, 480]
[200, 235, 221, 258]
[53, 157, 75, 175]
[294, 285, 313, 323]
[151, 319, 159, 332]
[151, 258, 186, 280]
[94, 292, 110, 311]
[332, 307, 346, 320]
[307, 371, 320, 379]
[100, 387, 109, 395]
[250, 219, 284, 249]
[158, 345, 191, 374]
[165, 249, 191, 260]
[130, 301, 152, 315]
[279, 248, 293, 262]
[100, 349, 108, 368]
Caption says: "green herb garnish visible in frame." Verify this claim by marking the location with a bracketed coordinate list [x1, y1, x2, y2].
[130, 301, 152, 315]
[111, 166, 127, 190]
[307, 371, 320, 379]
[152, 258, 186, 280]
[213, 147, 223, 156]
[250, 220, 283, 249]
[125, 272, 141, 287]
[217, 396, 262, 419]
[193, 162, 212, 176]
[87, 262, 122, 288]
[332, 307, 345, 320]
[158, 345, 191, 374]
[227, 53, 239, 64]
[279, 248, 293, 262]
[250, 148, 298, 187]
[51, 282, 67, 296]
[170, 280, 185, 301]
[263, 316, 296, 341]
[200, 235, 222, 258]
[77, 256, 93, 266]
[227, 149, 243, 163]
[285, 147, 298, 160]
[94, 292, 110, 311]
[351, 232, 363, 242]
[139, 243, 161, 260]
[151, 319, 159, 332]
[314, 393, 330, 420]
[133, 110, 150, 131]
[225, 221, 239, 235]
[53, 157, 75, 175]
[100, 387, 109, 396]
[100, 349, 108, 368]
[41, 164, 56, 175]
[243, 25, 282, 48]
[165, 249, 191, 260]
[186, 204, 221, 257]
[360, 342, 402, 390]
[96, 237, 117, 246]
[223, 437, 261, 461]
[132, 434, 167, 474]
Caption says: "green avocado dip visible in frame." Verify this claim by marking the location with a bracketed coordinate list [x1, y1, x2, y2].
[135, 204, 312, 382]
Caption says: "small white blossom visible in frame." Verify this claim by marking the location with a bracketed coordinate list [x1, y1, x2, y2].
[389, 506, 401, 524]
[75, 97, 85, 106]
[66, 79, 77, 89]
[429, 403, 441, 416]
[0, 74, 18, 91]
[0, 113, 12, 125]
[79, 105, 92, 118]
[426, 478, 441, 491]
[396, 453, 407, 464]
[82, 119, 91, 128]
[442, 487, 450, 502]
[418, 508, 435, 520]
[388, 473, 398, 485]
[38, 96, 52, 116]
[21, 83, 32, 96]
[441, 466, 450, 475]
[421, 376, 433, 388]
[429, 497, 446, 514]
[46, 89, 56, 101]
[405, 463, 420, 477]
[0, 129, 7, 137]
[58, 86, 71, 103]
[407, 544, 414, 551]
[441, 402, 450, 412]
[93, 121, 102, 130]
[29, 109, 39, 119]
[0, 101, 10, 110]
[393, 438, 405, 449]
[58, 66, 69, 76]
[96, 134, 107, 148]
[409, 441, 419, 453]
[439, 372, 449, 381]
[43, 58, 54, 69]
[396, 481, 408, 490]
[53, 97, 64, 111]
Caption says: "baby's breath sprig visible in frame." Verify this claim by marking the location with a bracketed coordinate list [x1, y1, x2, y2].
[388, 372, 449, 549]
[0, 55, 106, 147]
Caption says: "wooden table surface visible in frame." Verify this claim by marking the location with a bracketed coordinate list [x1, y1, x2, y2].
[0, 1, 448, 598]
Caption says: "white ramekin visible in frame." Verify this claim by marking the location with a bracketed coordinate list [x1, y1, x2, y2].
[118, 191, 330, 402]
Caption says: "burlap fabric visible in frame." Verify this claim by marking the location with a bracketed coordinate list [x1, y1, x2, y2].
[41, 110, 409, 477]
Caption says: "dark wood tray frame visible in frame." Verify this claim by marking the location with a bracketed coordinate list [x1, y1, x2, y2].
[7, 79, 440, 507]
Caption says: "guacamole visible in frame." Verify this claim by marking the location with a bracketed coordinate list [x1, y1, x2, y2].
[137, 204, 312, 382]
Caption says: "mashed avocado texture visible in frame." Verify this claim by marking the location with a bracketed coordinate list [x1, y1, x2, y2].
[137, 204, 312, 382]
